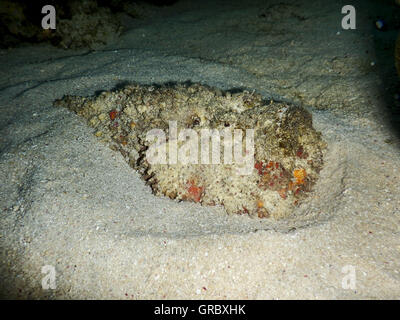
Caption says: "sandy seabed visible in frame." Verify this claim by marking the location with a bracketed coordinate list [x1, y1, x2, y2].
[0, 0, 400, 299]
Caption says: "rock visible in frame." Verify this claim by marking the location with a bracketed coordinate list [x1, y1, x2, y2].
[56, 0, 122, 49]
[0, 0, 121, 49]
[54, 83, 326, 219]
[0, 1, 41, 47]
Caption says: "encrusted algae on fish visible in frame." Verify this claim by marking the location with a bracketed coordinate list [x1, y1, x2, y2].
[54, 82, 326, 219]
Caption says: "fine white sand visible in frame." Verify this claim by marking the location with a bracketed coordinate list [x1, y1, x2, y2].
[1, 0, 400, 299]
